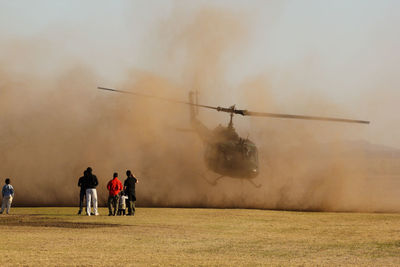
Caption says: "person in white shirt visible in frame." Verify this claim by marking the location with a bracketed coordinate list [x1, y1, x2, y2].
[117, 191, 129, 216]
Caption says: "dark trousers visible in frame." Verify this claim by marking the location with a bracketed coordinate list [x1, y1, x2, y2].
[79, 190, 86, 211]
[108, 195, 119, 215]
[117, 209, 126, 216]
[126, 195, 136, 215]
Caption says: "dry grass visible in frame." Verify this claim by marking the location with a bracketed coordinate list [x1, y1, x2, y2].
[0, 207, 399, 266]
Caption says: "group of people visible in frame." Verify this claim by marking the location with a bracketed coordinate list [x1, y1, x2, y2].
[0, 168, 138, 216]
[78, 167, 138, 216]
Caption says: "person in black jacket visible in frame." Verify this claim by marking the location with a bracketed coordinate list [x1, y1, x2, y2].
[85, 167, 99, 216]
[124, 170, 139, 216]
[77, 170, 88, 215]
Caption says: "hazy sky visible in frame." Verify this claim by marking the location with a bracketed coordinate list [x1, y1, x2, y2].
[1, 0, 399, 147]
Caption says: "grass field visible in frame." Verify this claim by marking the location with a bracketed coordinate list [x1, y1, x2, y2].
[0, 208, 399, 266]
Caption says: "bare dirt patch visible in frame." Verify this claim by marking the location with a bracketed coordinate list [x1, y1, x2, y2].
[0, 215, 121, 228]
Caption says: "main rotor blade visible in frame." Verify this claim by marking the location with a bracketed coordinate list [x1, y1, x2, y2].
[97, 87, 369, 124]
[243, 111, 370, 124]
[97, 87, 218, 110]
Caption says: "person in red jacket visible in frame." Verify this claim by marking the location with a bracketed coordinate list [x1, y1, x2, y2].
[107, 172, 123, 216]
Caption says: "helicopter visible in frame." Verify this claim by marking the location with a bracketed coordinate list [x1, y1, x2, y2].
[97, 86, 369, 187]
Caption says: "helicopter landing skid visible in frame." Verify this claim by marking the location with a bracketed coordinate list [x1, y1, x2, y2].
[247, 179, 262, 188]
[201, 173, 224, 186]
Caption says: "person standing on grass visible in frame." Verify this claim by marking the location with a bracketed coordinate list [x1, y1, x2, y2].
[107, 172, 123, 216]
[0, 178, 14, 215]
[77, 170, 88, 215]
[124, 170, 138, 216]
[117, 191, 128, 216]
[85, 167, 99, 216]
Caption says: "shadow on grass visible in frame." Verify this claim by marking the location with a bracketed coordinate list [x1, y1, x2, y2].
[0, 215, 121, 228]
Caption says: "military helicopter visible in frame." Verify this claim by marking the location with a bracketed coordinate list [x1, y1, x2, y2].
[97, 86, 369, 187]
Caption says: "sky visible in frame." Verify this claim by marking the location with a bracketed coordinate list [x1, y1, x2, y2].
[1, 0, 399, 147]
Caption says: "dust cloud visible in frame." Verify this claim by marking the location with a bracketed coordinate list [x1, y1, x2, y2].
[1, 5, 399, 212]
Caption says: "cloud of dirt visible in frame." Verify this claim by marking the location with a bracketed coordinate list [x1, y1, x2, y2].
[1, 4, 399, 212]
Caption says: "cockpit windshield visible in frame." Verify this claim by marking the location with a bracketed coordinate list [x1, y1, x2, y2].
[244, 145, 258, 162]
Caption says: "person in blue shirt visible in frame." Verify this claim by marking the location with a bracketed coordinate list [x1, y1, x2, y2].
[0, 178, 14, 214]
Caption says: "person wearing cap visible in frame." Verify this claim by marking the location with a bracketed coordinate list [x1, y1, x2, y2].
[124, 170, 139, 216]
[85, 167, 99, 216]
[107, 172, 123, 216]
